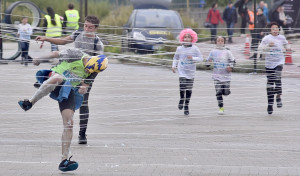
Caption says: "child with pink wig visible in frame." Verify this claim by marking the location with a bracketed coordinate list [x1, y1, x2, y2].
[172, 28, 203, 115]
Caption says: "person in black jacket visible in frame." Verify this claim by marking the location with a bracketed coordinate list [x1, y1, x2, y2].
[250, 8, 267, 59]
[223, 1, 238, 43]
[270, 6, 286, 29]
[234, 0, 251, 34]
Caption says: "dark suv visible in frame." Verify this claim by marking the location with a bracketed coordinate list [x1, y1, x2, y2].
[122, 9, 184, 53]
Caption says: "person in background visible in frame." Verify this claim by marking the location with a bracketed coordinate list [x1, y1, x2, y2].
[258, 1, 269, 23]
[250, 8, 267, 59]
[234, 0, 250, 35]
[43, 7, 63, 51]
[18, 16, 32, 66]
[63, 3, 80, 34]
[222, 1, 237, 43]
[270, 6, 286, 30]
[206, 3, 224, 43]
[247, 8, 255, 52]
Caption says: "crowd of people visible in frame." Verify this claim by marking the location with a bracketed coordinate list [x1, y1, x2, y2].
[18, 3, 81, 63]
[205, 0, 288, 44]
[16, 0, 289, 173]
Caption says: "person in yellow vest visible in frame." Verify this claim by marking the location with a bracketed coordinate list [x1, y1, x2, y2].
[63, 3, 80, 34]
[43, 7, 63, 51]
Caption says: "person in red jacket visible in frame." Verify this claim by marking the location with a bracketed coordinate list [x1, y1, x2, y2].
[206, 3, 224, 43]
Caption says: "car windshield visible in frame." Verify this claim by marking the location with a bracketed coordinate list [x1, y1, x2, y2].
[134, 10, 182, 29]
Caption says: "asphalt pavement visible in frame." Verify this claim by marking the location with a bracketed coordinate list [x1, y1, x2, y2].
[0, 41, 300, 175]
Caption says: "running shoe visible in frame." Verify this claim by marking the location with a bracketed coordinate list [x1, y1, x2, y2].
[58, 156, 78, 172]
[78, 133, 87, 144]
[276, 97, 282, 108]
[184, 106, 189, 115]
[218, 107, 224, 115]
[18, 99, 32, 111]
[267, 105, 273, 114]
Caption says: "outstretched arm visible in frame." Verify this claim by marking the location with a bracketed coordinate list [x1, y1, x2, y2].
[35, 35, 73, 45]
[33, 51, 60, 66]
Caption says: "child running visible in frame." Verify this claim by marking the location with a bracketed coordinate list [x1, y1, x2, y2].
[18, 49, 108, 172]
[206, 36, 235, 115]
[172, 28, 203, 115]
[258, 22, 288, 114]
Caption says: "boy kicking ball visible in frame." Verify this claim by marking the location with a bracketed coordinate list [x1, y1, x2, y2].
[18, 49, 108, 171]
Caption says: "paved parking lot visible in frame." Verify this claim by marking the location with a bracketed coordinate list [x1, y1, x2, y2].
[0, 57, 300, 175]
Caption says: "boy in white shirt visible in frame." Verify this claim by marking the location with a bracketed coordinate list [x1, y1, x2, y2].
[258, 22, 288, 114]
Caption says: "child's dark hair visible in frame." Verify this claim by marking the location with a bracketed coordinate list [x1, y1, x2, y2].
[46, 7, 56, 26]
[85, 15, 100, 28]
[68, 3, 74, 9]
[267, 22, 279, 29]
[68, 3, 74, 10]
[215, 36, 226, 44]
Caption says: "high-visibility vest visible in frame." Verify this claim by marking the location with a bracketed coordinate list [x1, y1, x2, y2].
[45, 14, 62, 37]
[65, 9, 80, 30]
[248, 10, 254, 30]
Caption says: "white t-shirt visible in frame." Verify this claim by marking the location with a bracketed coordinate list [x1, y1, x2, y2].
[18, 23, 32, 40]
[172, 45, 203, 79]
[206, 47, 235, 82]
[258, 34, 288, 69]
[70, 31, 104, 56]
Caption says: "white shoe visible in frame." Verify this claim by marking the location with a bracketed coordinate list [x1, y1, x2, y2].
[218, 107, 224, 115]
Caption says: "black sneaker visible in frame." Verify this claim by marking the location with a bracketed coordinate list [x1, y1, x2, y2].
[267, 105, 273, 114]
[78, 134, 87, 144]
[18, 99, 32, 111]
[184, 106, 189, 115]
[276, 97, 282, 108]
[178, 100, 184, 110]
[58, 156, 78, 172]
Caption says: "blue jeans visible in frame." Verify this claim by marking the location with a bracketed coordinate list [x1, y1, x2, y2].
[20, 41, 29, 59]
[210, 24, 218, 41]
[226, 22, 234, 39]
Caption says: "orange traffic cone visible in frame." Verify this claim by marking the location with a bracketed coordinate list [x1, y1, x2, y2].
[285, 41, 293, 65]
[244, 34, 250, 58]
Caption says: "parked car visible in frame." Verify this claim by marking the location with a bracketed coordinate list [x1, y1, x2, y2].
[122, 9, 184, 53]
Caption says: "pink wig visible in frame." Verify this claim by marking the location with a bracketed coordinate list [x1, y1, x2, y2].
[179, 28, 198, 43]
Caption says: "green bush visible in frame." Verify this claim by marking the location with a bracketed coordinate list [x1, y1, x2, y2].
[99, 5, 133, 35]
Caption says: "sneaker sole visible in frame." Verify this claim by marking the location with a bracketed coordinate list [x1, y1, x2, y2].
[59, 163, 78, 172]
[78, 141, 87, 144]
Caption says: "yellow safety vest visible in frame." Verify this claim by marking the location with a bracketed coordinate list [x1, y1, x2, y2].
[65, 9, 80, 30]
[45, 14, 62, 37]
